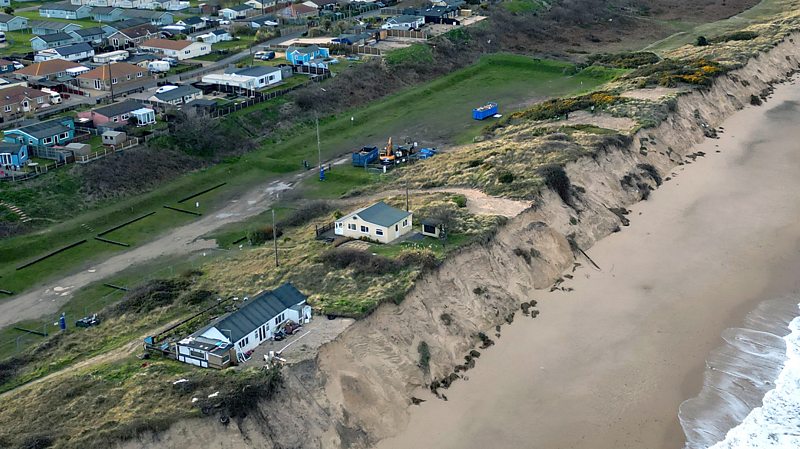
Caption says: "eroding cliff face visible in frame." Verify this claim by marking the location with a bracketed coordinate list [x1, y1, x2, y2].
[124, 34, 800, 449]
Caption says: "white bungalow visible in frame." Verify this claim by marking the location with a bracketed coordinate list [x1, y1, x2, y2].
[175, 283, 312, 368]
[334, 201, 412, 244]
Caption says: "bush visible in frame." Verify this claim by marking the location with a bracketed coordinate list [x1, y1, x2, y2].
[511, 92, 623, 121]
[248, 225, 283, 245]
[750, 94, 762, 106]
[279, 201, 332, 227]
[539, 164, 571, 205]
[498, 171, 515, 184]
[397, 250, 438, 270]
[711, 31, 758, 43]
[586, 51, 659, 69]
[114, 279, 190, 315]
[320, 249, 400, 275]
[451, 194, 467, 208]
[696, 35, 709, 46]
[417, 341, 431, 372]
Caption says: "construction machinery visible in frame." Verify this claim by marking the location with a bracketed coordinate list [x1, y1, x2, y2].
[380, 137, 417, 165]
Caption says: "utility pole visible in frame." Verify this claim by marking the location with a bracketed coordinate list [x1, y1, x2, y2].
[272, 208, 279, 267]
[405, 179, 409, 212]
[315, 113, 322, 170]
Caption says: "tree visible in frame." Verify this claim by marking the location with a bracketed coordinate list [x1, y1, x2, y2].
[3, 6, 13, 14]
[696, 35, 709, 46]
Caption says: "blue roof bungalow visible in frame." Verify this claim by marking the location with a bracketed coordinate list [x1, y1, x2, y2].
[0, 142, 29, 169]
[286, 45, 330, 66]
[69, 27, 107, 45]
[121, 9, 174, 25]
[4, 117, 76, 148]
[30, 20, 81, 35]
[31, 32, 76, 51]
[91, 7, 125, 23]
[0, 14, 29, 31]
[39, 2, 93, 20]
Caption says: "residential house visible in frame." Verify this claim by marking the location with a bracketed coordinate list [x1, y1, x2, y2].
[0, 86, 52, 121]
[39, 2, 93, 19]
[30, 20, 82, 35]
[176, 15, 205, 32]
[243, 0, 276, 10]
[0, 14, 29, 32]
[107, 23, 159, 48]
[91, 6, 125, 22]
[102, 17, 149, 32]
[14, 59, 88, 81]
[202, 65, 285, 90]
[334, 201, 412, 244]
[3, 117, 76, 147]
[333, 31, 373, 45]
[120, 9, 174, 25]
[303, 0, 338, 9]
[126, 53, 158, 67]
[76, 62, 148, 91]
[140, 0, 187, 10]
[380, 15, 424, 30]
[0, 59, 15, 74]
[238, 14, 277, 28]
[30, 32, 77, 51]
[193, 28, 231, 43]
[148, 84, 201, 106]
[277, 3, 318, 19]
[0, 142, 29, 169]
[77, 99, 155, 126]
[199, 1, 221, 15]
[285, 45, 329, 66]
[429, 0, 464, 7]
[176, 283, 312, 368]
[0, 0, 10, 7]
[35, 43, 95, 62]
[219, 4, 253, 19]
[139, 38, 210, 60]
[69, 27, 107, 45]
[420, 5, 459, 23]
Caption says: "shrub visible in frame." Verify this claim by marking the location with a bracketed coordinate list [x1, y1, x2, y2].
[498, 171, 515, 184]
[586, 51, 659, 69]
[417, 341, 431, 372]
[711, 31, 758, 43]
[397, 250, 438, 270]
[440, 313, 453, 325]
[696, 35, 709, 46]
[451, 194, 467, 208]
[248, 225, 283, 245]
[511, 92, 623, 121]
[320, 249, 400, 275]
[279, 201, 332, 227]
[750, 94, 762, 106]
[539, 164, 571, 205]
[115, 279, 190, 315]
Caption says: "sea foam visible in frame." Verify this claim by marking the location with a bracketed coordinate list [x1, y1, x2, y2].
[680, 298, 800, 449]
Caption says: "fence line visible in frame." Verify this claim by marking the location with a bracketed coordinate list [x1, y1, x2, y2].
[385, 29, 429, 39]
[329, 43, 382, 56]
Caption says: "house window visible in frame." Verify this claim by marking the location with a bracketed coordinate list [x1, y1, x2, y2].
[112, 116, 118, 122]
[360, 225, 369, 233]
[111, 78, 118, 84]
[184, 50, 190, 54]
[137, 72, 143, 77]
[36, 97, 44, 104]
[348, 223, 356, 231]
[121, 114, 129, 120]
[94, 79, 102, 89]
[126, 74, 131, 80]
[189, 349, 205, 359]
[59, 132, 69, 139]
[274, 313, 285, 325]
[376, 229, 384, 236]
[403, 219, 408, 227]
[43, 137, 53, 145]
[21, 100, 28, 108]
[3, 105, 10, 112]
[112, 38, 119, 46]
[395, 224, 399, 231]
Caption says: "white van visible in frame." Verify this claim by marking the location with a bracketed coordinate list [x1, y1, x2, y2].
[40, 88, 62, 104]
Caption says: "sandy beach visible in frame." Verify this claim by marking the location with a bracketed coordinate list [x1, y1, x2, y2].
[375, 79, 800, 449]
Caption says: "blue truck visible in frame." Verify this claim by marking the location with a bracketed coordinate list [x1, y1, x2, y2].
[472, 102, 498, 120]
[352, 146, 379, 167]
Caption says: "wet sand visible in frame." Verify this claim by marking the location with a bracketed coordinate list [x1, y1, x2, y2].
[376, 80, 800, 449]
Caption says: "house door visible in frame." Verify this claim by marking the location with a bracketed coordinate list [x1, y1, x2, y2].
[94, 80, 101, 89]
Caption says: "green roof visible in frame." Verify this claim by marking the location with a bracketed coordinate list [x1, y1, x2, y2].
[355, 201, 411, 227]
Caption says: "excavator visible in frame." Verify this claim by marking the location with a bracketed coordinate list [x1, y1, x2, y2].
[379, 136, 417, 165]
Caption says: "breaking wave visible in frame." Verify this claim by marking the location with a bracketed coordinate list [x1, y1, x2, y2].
[679, 298, 800, 449]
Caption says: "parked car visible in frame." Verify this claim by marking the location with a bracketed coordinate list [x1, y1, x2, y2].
[155, 84, 178, 94]
[163, 57, 178, 66]
[376, 1, 385, 6]
[12, 61, 23, 70]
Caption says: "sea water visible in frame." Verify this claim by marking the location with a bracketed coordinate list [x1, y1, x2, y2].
[680, 298, 800, 449]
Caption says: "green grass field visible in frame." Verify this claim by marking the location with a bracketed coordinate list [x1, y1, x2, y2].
[644, 0, 794, 53]
[0, 54, 624, 298]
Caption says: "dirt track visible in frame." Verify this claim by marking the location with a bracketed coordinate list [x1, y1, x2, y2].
[0, 166, 528, 329]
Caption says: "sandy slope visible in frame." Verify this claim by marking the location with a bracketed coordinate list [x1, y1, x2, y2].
[375, 78, 800, 449]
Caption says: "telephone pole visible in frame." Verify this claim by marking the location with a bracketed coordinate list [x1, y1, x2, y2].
[405, 179, 409, 212]
[272, 209, 278, 267]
